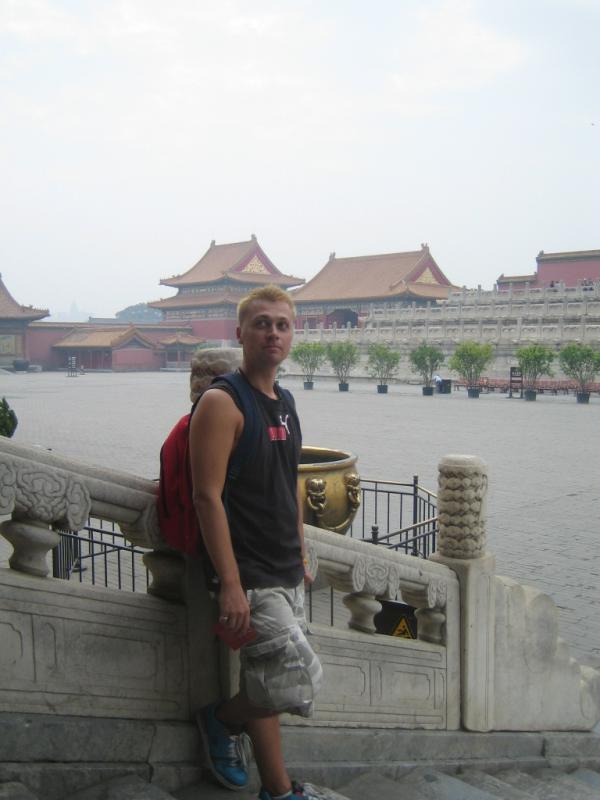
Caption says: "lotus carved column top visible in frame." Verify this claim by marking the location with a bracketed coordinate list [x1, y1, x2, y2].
[437, 454, 488, 559]
[0, 456, 91, 529]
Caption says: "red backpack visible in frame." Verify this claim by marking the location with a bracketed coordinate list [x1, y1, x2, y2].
[156, 372, 292, 556]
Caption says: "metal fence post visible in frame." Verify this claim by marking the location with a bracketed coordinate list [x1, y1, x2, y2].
[412, 474, 419, 526]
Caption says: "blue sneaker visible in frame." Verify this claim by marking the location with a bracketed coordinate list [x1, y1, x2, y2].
[197, 703, 251, 791]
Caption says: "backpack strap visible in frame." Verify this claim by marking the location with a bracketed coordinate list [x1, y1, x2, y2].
[210, 371, 261, 481]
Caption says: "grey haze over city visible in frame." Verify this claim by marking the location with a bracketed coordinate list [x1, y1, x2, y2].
[1, 0, 599, 319]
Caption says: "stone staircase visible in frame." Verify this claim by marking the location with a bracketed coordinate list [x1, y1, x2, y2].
[2, 722, 600, 800]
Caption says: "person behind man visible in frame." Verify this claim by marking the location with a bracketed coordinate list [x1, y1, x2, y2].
[190, 284, 323, 800]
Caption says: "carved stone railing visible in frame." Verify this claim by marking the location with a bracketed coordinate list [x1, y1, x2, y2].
[0, 438, 184, 600]
[1, 438, 599, 732]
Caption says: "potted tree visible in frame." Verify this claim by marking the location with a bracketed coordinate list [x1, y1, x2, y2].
[366, 343, 400, 393]
[448, 341, 494, 398]
[515, 344, 554, 401]
[290, 342, 327, 390]
[0, 397, 18, 437]
[409, 343, 445, 396]
[326, 341, 359, 391]
[558, 343, 600, 404]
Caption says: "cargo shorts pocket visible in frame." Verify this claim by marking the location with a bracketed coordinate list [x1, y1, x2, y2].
[241, 627, 322, 717]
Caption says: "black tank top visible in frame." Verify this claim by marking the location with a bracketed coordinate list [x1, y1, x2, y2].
[215, 376, 304, 590]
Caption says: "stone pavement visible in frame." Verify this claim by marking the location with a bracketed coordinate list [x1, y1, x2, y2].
[1, 370, 598, 667]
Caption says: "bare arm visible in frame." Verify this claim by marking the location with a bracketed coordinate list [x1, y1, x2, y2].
[189, 388, 250, 634]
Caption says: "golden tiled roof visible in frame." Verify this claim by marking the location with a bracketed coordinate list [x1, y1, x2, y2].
[158, 333, 205, 346]
[0, 275, 48, 321]
[292, 246, 454, 303]
[149, 290, 241, 310]
[53, 326, 155, 349]
[159, 236, 304, 288]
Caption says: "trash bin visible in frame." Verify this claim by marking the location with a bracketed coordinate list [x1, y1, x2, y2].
[439, 379, 452, 394]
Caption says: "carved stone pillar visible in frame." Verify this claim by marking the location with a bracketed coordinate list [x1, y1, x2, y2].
[431, 454, 495, 732]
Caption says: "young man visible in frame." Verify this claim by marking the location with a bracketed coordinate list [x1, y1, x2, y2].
[190, 285, 323, 800]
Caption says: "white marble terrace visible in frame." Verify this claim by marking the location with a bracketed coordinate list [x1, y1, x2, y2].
[0, 437, 599, 732]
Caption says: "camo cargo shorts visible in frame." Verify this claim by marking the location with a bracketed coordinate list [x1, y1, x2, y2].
[240, 583, 323, 718]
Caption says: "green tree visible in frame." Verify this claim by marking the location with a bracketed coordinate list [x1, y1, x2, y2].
[367, 343, 400, 386]
[558, 343, 600, 393]
[409, 343, 445, 387]
[448, 341, 494, 388]
[0, 397, 18, 438]
[290, 342, 327, 383]
[326, 341, 359, 384]
[515, 344, 554, 390]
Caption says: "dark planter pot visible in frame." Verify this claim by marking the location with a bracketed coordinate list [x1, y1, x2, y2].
[576, 392, 590, 404]
[303, 381, 314, 390]
[338, 382, 349, 392]
[467, 387, 480, 399]
[377, 384, 388, 394]
[524, 389, 537, 402]
[422, 386, 434, 396]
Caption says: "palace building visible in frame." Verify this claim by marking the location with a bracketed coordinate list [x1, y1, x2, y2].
[291, 244, 456, 328]
[149, 235, 304, 340]
[0, 275, 48, 368]
[496, 249, 600, 291]
[28, 321, 204, 371]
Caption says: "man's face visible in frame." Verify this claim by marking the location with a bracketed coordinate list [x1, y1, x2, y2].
[237, 299, 294, 368]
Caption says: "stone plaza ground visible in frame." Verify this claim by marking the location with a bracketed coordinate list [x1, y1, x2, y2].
[1, 369, 599, 668]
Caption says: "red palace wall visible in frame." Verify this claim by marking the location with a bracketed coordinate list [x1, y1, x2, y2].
[190, 319, 238, 340]
[537, 259, 600, 287]
[112, 348, 162, 371]
[26, 326, 74, 369]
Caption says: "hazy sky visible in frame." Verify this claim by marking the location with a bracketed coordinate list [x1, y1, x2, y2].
[1, 0, 599, 318]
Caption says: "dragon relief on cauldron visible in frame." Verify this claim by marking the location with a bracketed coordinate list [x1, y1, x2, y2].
[345, 472, 361, 511]
[305, 477, 327, 516]
[305, 472, 361, 534]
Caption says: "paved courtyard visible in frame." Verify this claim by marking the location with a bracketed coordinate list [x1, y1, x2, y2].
[1, 369, 599, 667]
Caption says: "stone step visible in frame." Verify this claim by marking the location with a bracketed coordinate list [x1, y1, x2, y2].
[340, 768, 499, 799]
[495, 768, 600, 799]
[0, 783, 39, 800]
[531, 767, 600, 798]
[575, 770, 600, 792]
[457, 768, 535, 799]
[63, 775, 178, 800]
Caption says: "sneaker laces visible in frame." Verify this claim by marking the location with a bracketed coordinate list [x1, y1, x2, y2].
[228, 731, 253, 769]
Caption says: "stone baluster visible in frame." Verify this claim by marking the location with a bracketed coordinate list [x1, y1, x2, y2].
[143, 550, 186, 603]
[342, 592, 382, 634]
[431, 455, 495, 732]
[1, 517, 60, 577]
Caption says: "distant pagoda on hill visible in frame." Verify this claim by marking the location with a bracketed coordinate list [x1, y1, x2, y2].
[149, 235, 304, 340]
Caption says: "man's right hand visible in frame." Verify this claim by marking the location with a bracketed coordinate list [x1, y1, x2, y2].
[218, 581, 251, 635]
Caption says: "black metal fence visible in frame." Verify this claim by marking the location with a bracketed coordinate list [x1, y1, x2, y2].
[52, 519, 149, 592]
[52, 476, 438, 596]
[349, 474, 438, 558]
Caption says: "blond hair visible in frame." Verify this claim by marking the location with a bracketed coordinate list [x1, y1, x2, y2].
[237, 284, 296, 325]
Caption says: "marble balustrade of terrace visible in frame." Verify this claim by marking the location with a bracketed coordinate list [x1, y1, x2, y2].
[294, 283, 600, 361]
[0, 438, 599, 753]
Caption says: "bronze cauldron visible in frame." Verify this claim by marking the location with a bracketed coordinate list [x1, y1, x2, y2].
[299, 446, 360, 535]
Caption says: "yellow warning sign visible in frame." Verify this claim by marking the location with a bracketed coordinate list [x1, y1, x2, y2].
[392, 617, 415, 639]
